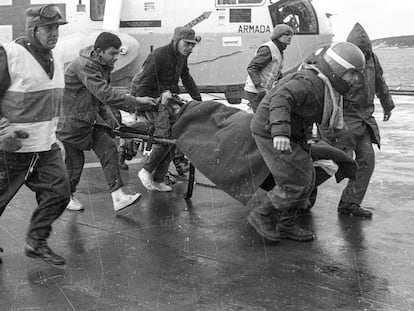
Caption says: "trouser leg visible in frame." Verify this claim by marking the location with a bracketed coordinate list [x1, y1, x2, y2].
[92, 127, 123, 192]
[26, 144, 70, 245]
[0, 150, 28, 216]
[62, 142, 85, 194]
[340, 129, 375, 205]
[143, 143, 168, 173]
[152, 144, 176, 183]
[254, 135, 315, 241]
[247, 190, 281, 242]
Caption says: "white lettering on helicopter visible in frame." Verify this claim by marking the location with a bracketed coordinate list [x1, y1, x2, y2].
[238, 25, 272, 34]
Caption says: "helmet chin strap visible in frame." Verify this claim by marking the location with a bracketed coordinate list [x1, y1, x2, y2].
[316, 55, 350, 95]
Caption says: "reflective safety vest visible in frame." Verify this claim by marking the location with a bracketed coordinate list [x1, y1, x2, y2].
[1, 41, 64, 152]
[244, 41, 283, 93]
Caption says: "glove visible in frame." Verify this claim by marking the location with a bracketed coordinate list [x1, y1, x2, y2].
[0, 117, 29, 152]
[383, 110, 392, 121]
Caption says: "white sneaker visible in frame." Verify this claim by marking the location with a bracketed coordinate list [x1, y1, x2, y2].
[138, 168, 158, 191]
[66, 195, 84, 211]
[111, 189, 141, 212]
[153, 182, 172, 192]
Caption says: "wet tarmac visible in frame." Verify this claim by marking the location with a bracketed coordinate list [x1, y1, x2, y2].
[0, 96, 413, 311]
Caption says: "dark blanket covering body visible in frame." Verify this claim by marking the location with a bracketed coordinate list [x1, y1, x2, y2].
[172, 100, 356, 205]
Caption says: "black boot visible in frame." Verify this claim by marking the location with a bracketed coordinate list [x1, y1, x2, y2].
[25, 242, 66, 268]
[277, 212, 314, 242]
[247, 199, 281, 242]
[338, 202, 372, 218]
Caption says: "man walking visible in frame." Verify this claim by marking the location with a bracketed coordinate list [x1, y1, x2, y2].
[334, 23, 395, 217]
[57, 32, 156, 211]
[0, 4, 70, 267]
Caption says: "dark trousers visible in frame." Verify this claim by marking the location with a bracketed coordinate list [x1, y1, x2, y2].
[253, 135, 315, 214]
[143, 144, 176, 183]
[0, 144, 70, 246]
[63, 126, 123, 194]
[339, 129, 375, 205]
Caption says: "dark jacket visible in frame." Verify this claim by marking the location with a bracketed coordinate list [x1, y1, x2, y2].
[251, 68, 325, 148]
[344, 23, 395, 147]
[130, 41, 201, 100]
[57, 46, 149, 150]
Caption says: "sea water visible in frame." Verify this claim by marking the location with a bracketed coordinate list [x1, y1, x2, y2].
[375, 48, 414, 91]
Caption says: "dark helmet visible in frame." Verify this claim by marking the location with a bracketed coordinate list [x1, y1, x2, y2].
[312, 42, 365, 94]
[323, 42, 365, 76]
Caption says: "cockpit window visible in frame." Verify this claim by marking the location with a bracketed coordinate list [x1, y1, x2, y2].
[90, 0, 106, 21]
[268, 0, 318, 34]
[216, 0, 264, 6]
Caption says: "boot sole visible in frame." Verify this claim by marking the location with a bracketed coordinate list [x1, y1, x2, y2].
[154, 186, 172, 192]
[66, 205, 84, 211]
[279, 232, 315, 242]
[247, 214, 281, 242]
[338, 210, 373, 218]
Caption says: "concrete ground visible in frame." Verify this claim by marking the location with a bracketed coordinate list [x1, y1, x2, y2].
[0, 96, 413, 311]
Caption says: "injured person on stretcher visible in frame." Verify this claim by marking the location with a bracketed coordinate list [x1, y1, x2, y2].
[116, 96, 357, 208]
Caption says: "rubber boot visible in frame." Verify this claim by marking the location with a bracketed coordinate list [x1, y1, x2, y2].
[338, 201, 372, 218]
[277, 211, 314, 242]
[247, 198, 281, 242]
[25, 242, 66, 268]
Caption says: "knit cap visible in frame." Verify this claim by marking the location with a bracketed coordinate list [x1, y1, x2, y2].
[270, 24, 294, 40]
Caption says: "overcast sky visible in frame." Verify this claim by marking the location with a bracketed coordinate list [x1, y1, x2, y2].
[316, 0, 414, 41]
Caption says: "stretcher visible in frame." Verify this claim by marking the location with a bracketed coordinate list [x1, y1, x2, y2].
[113, 125, 195, 199]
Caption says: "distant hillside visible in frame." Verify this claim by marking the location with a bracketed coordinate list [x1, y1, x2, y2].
[372, 35, 414, 48]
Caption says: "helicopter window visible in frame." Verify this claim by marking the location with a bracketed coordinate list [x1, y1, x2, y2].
[268, 0, 318, 34]
[216, 0, 264, 6]
[90, 0, 106, 21]
[238, 0, 263, 3]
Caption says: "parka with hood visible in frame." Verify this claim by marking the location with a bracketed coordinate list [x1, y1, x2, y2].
[343, 23, 395, 147]
[57, 46, 152, 150]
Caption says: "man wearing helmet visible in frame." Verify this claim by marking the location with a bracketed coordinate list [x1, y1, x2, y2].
[0, 4, 69, 267]
[248, 42, 366, 242]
